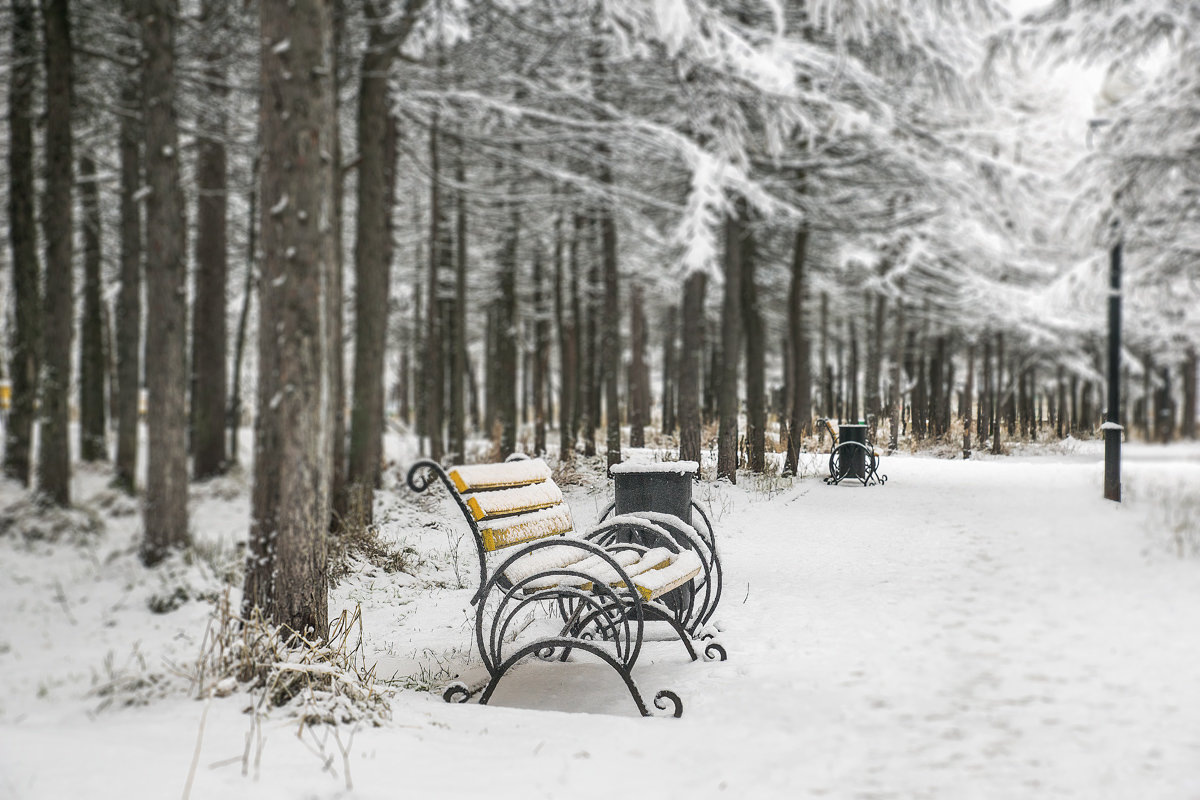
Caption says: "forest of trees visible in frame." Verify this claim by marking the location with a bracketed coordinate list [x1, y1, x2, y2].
[1, 0, 1197, 633]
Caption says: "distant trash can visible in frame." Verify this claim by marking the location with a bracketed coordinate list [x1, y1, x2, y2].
[837, 424, 868, 481]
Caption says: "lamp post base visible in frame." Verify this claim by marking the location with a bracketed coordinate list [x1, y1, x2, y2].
[1103, 426, 1122, 502]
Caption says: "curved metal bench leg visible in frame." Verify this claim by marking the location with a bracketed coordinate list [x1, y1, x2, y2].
[476, 637, 683, 718]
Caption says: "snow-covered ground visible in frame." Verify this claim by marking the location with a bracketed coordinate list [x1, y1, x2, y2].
[2, 435, 1199, 799]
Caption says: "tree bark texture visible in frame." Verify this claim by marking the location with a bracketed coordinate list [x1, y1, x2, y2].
[600, 207, 621, 469]
[79, 154, 107, 462]
[140, 0, 190, 562]
[424, 119, 449, 462]
[679, 272, 707, 465]
[449, 147, 468, 462]
[629, 284, 647, 449]
[740, 218, 764, 473]
[347, 12, 399, 525]
[229, 153, 259, 467]
[191, 0, 229, 479]
[717, 211, 743, 483]
[555, 212, 578, 461]
[1183, 348, 1197, 440]
[963, 343, 974, 459]
[39, 0, 74, 506]
[114, 2, 142, 492]
[327, 0, 347, 526]
[496, 208, 519, 458]
[888, 300, 904, 453]
[533, 249, 549, 455]
[245, 0, 334, 636]
[5, 0, 41, 486]
[661, 305, 677, 437]
[785, 224, 811, 474]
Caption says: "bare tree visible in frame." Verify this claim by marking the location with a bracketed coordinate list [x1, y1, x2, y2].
[4, 0, 41, 487]
[190, 0, 230, 480]
[140, 0, 189, 563]
[79, 153, 106, 462]
[244, 0, 335, 634]
[114, 0, 142, 493]
[679, 272, 707, 464]
[38, 0, 74, 506]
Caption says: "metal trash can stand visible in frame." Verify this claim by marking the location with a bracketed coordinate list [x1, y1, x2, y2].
[837, 424, 868, 481]
[609, 460, 700, 614]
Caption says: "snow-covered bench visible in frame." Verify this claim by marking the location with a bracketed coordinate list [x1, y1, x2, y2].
[406, 455, 724, 717]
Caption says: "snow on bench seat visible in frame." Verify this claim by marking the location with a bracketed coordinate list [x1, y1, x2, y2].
[478, 505, 575, 552]
[503, 543, 697, 600]
[466, 480, 564, 521]
[449, 458, 552, 492]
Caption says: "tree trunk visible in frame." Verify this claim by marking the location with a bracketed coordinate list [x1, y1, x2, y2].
[717, 211, 743, 482]
[887, 301, 903, 453]
[580, 218, 598, 457]
[991, 332, 1004, 454]
[4, 0, 41, 486]
[629, 283, 646, 449]
[533, 249, 549, 455]
[347, 13, 400, 526]
[114, 2, 142, 491]
[785, 224, 811, 474]
[848, 321, 860, 425]
[741, 217, 764, 473]
[39, 0, 74, 506]
[229, 153, 259, 468]
[425, 118, 448, 462]
[1183, 348, 1197, 440]
[191, 1, 228, 479]
[496, 208, 519, 458]
[661, 305, 677, 437]
[79, 154, 107, 462]
[555, 212, 578, 461]
[327, 0, 347, 525]
[140, 0, 189, 561]
[963, 343, 974, 459]
[679, 272, 707, 464]
[245, 0, 334, 636]
[449, 146, 468, 463]
[929, 335, 945, 438]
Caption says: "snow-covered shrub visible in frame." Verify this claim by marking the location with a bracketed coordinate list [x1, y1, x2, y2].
[0, 494, 104, 543]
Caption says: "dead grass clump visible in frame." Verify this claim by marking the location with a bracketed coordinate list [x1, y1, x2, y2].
[188, 592, 390, 727]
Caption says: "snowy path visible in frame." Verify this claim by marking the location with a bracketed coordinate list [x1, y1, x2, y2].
[2, 449, 1199, 798]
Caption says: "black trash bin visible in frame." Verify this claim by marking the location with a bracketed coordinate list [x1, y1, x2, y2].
[609, 460, 699, 613]
[837, 423, 868, 481]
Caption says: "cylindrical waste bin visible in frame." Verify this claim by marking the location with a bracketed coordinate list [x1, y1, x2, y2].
[837, 424, 868, 481]
[611, 461, 697, 528]
[609, 460, 699, 613]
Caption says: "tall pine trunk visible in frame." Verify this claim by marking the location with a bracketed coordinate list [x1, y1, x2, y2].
[888, 300, 904, 453]
[555, 212, 578, 461]
[449, 146, 468, 462]
[533, 250, 549, 455]
[229, 152, 258, 467]
[963, 343, 975, 459]
[347, 9, 400, 526]
[114, 0, 142, 492]
[327, 0, 347, 524]
[785, 225, 811, 474]
[717, 211, 743, 482]
[679, 272, 707, 464]
[79, 153, 107, 461]
[741, 218, 764, 473]
[1183, 348, 1197, 440]
[39, 0, 74, 506]
[629, 284, 647, 449]
[140, 0, 190, 562]
[661, 305, 677, 437]
[191, 0, 228, 479]
[425, 118, 448, 462]
[5, 0, 41, 486]
[245, 0, 334, 635]
[496, 209, 519, 458]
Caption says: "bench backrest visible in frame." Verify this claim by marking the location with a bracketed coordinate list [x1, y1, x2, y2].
[446, 458, 575, 552]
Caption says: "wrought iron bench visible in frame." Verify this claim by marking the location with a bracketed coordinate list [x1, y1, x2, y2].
[406, 455, 723, 718]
